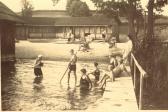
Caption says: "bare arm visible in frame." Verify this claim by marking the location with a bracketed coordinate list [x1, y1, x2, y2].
[34, 60, 41, 66]
[86, 76, 92, 89]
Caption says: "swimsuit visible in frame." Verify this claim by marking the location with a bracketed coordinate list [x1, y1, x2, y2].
[69, 64, 76, 71]
[93, 70, 100, 81]
[80, 76, 89, 90]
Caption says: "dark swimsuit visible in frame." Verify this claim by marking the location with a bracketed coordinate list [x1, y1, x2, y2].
[80, 76, 89, 90]
[93, 69, 100, 81]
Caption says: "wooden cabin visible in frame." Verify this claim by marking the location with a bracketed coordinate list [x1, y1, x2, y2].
[16, 10, 120, 40]
[0, 2, 24, 61]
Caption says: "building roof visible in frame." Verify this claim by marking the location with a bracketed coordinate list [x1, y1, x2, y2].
[17, 10, 98, 18]
[0, 2, 24, 23]
[26, 15, 119, 26]
[31, 10, 70, 18]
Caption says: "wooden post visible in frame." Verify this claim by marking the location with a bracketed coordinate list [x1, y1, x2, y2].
[130, 55, 133, 71]
[139, 74, 144, 110]
[133, 62, 136, 89]
[27, 26, 31, 39]
[94, 27, 96, 40]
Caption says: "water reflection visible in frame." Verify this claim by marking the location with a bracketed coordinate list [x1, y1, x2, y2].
[1, 59, 106, 111]
[1, 61, 18, 111]
[66, 86, 76, 110]
[33, 77, 44, 92]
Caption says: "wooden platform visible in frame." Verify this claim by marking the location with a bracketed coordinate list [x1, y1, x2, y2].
[87, 76, 138, 112]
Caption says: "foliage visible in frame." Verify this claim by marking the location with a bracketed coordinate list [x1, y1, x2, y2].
[21, 0, 34, 17]
[66, 0, 74, 11]
[91, 0, 144, 47]
[67, 0, 91, 17]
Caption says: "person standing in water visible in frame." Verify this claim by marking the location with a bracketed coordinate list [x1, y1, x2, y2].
[34, 55, 43, 77]
[68, 49, 77, 85]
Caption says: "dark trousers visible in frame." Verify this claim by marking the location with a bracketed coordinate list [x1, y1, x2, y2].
[34, 68, 43, 77]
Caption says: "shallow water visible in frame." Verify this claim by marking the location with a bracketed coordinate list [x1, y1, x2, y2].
[1, 60, 109, 111]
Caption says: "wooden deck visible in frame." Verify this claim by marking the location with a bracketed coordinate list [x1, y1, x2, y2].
[87, 75, 138, 112]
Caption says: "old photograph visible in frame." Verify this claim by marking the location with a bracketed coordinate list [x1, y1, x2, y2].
[0, 0, 168, 111]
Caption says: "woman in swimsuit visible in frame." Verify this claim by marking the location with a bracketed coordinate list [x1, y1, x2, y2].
[80, 68, 92, 90]
[88, 62, 100, 85]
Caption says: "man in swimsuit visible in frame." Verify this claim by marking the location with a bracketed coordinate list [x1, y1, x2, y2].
[68, 49, 77, 85]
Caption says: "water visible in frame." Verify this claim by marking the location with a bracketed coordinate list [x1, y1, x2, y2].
[1, 59, 109, 111]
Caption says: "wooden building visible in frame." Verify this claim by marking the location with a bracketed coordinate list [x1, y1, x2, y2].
[16, 10, 120, 40]
[0, 2, 24, 61]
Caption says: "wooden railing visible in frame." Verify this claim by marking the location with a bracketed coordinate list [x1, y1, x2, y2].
[130, 53, 148, 110]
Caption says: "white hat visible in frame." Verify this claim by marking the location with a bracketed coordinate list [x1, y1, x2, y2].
[38, 54, 43, 58]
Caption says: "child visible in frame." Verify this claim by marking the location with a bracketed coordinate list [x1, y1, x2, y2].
[34, 55, 43, 77]
[88, 62, 100, 84]
[80, 68, 92, 90]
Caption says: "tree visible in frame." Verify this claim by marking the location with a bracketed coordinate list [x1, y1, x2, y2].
[91, 0, 144, 46]
[66, 0, 74, 11]
[21, 0, 34, 17]
[67, 0, 91, 17]
[146, 0, 168, 42]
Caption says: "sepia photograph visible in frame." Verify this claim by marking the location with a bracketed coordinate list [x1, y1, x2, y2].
[0, 0, 168, 111]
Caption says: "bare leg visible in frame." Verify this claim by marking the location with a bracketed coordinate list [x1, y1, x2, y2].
[111, 71, 115, 81]
[67, 70, 71, 85]
[97, 74, 107, 84]
[99, 76, 109, 89]
[78, 45, 82, 51]
[74, 71, 77, 86]
[123, 65, 130, 76]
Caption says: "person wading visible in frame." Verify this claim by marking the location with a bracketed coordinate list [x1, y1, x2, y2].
[34, 55, 43, 77]
[68, 49, 77, 85]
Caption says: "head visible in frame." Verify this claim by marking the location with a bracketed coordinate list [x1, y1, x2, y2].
[81, 68, 87, 75]
[111, 36, 116, 43]
[119, 58, 124, 64]
[94, 62, 98, 67]
[38, 54, 43, 60]
[70, 49, 74, 55]
[127, 34, 132, 41]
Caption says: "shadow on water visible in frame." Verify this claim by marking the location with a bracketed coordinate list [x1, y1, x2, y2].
[1, 61, 18, 111]
[33, 77, 44, 93]
[63, 85, 105, 110]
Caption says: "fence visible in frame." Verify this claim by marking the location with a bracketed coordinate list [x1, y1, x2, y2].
[130, 53, 148, 110]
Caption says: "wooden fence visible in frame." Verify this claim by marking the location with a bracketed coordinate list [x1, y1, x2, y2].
[130, 53, 148, 110]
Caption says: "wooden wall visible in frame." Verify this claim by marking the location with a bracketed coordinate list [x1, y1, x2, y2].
[0, 20, 15, 61]
[16, 25, 114, 39]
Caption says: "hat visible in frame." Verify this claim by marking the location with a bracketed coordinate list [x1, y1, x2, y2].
[81, 68, 87, 74]
[94, 62, 98, 66]
[38, 54, 43, 58]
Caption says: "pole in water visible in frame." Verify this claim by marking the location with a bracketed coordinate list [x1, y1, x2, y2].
[59, 67, 69, 83]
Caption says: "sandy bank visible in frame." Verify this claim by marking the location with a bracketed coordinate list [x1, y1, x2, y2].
[16, 40, 125, 62]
